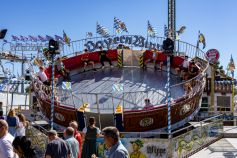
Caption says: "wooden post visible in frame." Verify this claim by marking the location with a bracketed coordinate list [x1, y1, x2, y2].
[210, 66, 215, 115]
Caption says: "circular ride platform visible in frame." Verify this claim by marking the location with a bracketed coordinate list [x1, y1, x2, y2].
[32, 36, 208, 132]
[59, 66, 184, 113]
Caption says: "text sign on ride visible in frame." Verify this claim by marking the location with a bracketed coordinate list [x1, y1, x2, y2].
[206, 49, 220, 63]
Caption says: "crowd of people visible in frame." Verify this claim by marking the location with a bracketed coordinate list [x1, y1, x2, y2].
[0, 111, 129, 158]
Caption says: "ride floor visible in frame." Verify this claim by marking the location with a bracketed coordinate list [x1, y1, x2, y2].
[58, 67, 184, 113]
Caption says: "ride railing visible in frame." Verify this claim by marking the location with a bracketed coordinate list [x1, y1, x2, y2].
[32, 66, 206, 113]
[62, 35, 207, 59]
[31, 36, 208, 113]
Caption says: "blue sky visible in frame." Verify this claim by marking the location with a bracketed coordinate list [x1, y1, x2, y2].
[0, 0, 237, 77]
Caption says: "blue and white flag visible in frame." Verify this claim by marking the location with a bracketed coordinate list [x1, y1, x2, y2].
[164, 25, 168, 38]
[112, 83, 124, 92]
[147, 21, 157, 37]
[62, 82, 72, 90]
[114, 17, 128, 34]
[86, 32, 93, 38]
[96, 23, 110, 38]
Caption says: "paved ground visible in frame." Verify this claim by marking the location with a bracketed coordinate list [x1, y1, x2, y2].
[190, 126, 237, 158]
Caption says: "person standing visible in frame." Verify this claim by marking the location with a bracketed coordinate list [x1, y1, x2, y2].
[37, 66, 50, 86]
[12, 136, 36, 158]
[98, 46, 113, 69]
[15, 113, 27, 137]
[0, 120, 18, 158]
[64, 127, 79, 158]
[45, 130, 70, 158]
[102, 126, 129, 158]
[69, 121, 82, 158]
[6, 109, 19, 136]
[81, 117, 101, 158]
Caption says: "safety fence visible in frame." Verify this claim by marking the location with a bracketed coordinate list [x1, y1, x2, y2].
[96, 114, 223, 158]
[32, 70, 206, 114]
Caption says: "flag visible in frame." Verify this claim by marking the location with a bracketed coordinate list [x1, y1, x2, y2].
[228, 55, 235, 78]
[28, 35, 38, 42]
[62, 82, 72, 90]
[63, 30, 71, 45]
[147, 21, 157, 37]
[164, 25, 168, 38]
[38, 35, 47, 42]
[198, 33, 206, 49]
[96, 23, 110, 38]
[55, 35, 64, 43]
[86, 32, 93, 38]
[11, 35, 20, 41]
[177, 26, 186, 35]
[114, 17, 128, 34]
[20, 35, 28, 41]
[46, 35, 54, 41]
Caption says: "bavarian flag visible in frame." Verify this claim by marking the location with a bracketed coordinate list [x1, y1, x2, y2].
[62, 81, 72, 90]
[63, 30, 71, 46]
[198, 33, 206, 49]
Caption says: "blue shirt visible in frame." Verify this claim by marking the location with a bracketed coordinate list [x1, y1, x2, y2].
[109, 140, 129, 158]
[65, 136, 79, 158]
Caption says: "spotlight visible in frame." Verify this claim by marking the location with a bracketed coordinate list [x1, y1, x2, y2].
[0, 29, 7, 39]
[162, 38, 174, 54]
[48, 39, 60, 54]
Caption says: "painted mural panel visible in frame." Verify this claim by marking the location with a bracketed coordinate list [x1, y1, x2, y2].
[172, 121, 223, 158]
[97, 138, 169, 158]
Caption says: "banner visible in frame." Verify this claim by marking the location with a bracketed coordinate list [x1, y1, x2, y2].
[97, 138, 168, 158]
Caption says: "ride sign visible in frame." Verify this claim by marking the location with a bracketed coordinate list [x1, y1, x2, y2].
[206, 49, 220, 63]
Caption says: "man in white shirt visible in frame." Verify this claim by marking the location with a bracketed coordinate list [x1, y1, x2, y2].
[0, 120, 17, 158]
[37, 66, 50, 86]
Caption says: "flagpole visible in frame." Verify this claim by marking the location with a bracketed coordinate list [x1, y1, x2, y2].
[195, 30, 200, 57]
[113, 17, 116, 49]
[96, 22, 98, 49]
[147, 21, 149, 49]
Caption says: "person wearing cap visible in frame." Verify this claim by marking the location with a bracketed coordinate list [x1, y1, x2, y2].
[98, 46, 113, 69]
[81, 49, 96, 72]
[0, 120, 18, 158]
[130, 139, 146, 158]
[45, 130, 70, 158]
[64, 127, 79, 158]
[102, 126, 129, 158]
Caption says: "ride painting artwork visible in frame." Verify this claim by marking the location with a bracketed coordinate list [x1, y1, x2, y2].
[96, 138, 168, 158]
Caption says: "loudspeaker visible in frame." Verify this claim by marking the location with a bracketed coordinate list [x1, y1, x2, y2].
[0, 29, 7, 39]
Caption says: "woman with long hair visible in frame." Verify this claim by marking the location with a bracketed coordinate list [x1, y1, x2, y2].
[12, 136, 36, 158]
[15, 113, 28, 136]
[6, 109, 19, 136]
[81, 117, 102, 158]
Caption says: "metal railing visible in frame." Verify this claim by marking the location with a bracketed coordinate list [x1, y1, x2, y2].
[30, 36, 208, 113]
